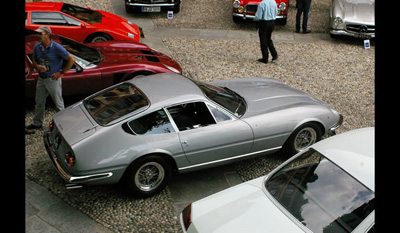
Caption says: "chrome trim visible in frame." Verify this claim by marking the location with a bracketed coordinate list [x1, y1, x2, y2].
[43, 131, 113, 184]
[178, 146, 282, 171]
[126, 3, 175, 7]
[233, 13, 285, 20]
[330, 29, 375, 38]
[329, 114, 344, 132]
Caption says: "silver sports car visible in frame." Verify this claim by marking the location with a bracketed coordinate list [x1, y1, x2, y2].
[330, 0, 375, 38]
[44, 73, 343, 197]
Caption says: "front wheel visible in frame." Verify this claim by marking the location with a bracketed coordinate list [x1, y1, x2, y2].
[283, 123, 322, 156]
[123, 155, 171, 198]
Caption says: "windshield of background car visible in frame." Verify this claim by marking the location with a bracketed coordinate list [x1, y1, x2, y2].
[191, 79, 246, 117]
[265, 149, 374, 233]
[84, 83, 149, 125]
[58, 36, 102, 68]
[61, 3, 102, 25]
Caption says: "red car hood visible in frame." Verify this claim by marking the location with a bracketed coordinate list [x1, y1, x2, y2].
[95, 10, 139, 36]
[89, 41, 181, 70]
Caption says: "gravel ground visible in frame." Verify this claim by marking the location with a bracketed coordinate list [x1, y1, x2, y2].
[25, 0, 374, 232]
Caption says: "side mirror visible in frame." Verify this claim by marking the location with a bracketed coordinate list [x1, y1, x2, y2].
[81, 23, 87, 28]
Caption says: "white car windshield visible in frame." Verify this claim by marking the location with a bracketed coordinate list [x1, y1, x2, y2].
[265, 149, 374, 233]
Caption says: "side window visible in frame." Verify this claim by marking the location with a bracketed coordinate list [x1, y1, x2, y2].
[31, 12, 68, 26]
[63, 14, 82, 26]
[167, 102, 216, 131]
[207, 103, 233, 122]
[128, 109, 174, 135]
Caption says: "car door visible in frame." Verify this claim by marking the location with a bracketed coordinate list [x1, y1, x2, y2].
[30, 12, 88, 42]
[166, 101, 254, 167]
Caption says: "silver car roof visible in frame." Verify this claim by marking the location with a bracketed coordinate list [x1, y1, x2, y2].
[129, 73, 207, 111]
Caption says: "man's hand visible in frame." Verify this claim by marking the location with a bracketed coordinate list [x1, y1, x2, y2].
[51, 72, 63, 80]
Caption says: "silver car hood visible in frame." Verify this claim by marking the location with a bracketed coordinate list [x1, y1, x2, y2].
[340, 0, 375, 24]
[53, 103, 95, 146]
[211, 78, 326, 118]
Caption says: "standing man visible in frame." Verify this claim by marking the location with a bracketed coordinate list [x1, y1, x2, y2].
[26, 26, 75, 130]
[296, 0, 312, 33]
[255, 0, 278, 64]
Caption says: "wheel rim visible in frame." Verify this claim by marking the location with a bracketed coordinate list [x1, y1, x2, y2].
[134, 162, 165, 192]
[294, 127, 317, 152]
[91, 36, 108, 43]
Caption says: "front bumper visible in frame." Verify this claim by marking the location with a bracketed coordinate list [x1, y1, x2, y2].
[330, 29, 375, 39]
[43, 131, 113, 184]
[327, 114, 344, 136]
[233, 13, 286, 20]
[125, 1, 179, 7]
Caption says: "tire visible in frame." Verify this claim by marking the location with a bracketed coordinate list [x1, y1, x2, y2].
[283, 123, 322, 156]
[85, 33, 113, 43]
[123, 155, 171, 198]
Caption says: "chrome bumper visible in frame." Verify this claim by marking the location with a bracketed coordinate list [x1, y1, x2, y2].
[330, 29, 375, 38]
[43, 131, 113, 184]
[326, 114, 344, 136]
[125, 2, 178, 7]
[233, 13, 285, 20]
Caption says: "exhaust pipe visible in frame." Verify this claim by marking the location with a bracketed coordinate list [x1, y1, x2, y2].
[65, 184, 83, 189]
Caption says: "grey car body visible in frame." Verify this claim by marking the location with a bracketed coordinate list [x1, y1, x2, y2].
[44, 73, 343, 197]
[330, 0, 375, 38]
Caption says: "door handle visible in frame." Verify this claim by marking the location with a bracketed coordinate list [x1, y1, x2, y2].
[182, 141, 189, 146]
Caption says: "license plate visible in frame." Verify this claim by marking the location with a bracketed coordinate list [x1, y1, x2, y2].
[142, 6, 161, 12]
[52, 135, 61, 151]
[354, 34, 371, 39]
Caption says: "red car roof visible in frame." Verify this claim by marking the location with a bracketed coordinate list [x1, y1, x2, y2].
[25, 2, 64, 11]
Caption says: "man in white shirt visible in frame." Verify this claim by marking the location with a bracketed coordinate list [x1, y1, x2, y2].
[255, 0, 278, 64]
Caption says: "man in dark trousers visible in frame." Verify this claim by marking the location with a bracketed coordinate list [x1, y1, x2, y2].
[296, 0, 312, 33]
[255, 0, 278, 64]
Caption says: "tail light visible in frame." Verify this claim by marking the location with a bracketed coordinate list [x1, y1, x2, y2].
[182, 204, 192, 231]
[49, 120, 54, 131]
[65, 152, 75, 167]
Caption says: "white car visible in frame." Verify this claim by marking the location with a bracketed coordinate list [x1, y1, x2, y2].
[179, 127, 375, 233]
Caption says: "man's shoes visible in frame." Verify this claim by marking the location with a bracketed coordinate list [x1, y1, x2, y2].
[26, 124, 42, 130]
[303, 29, 311, 34]
[272, 55, 278, 63]
[257, 58, 268, 64]
[295, 29, 301, 33]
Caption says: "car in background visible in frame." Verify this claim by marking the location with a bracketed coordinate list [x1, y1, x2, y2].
[25, 30, 181, 98]
[179, 127, 375, 233]
[232, 0, 289, 24]
[43, 73, 342, 198]
[330, 0, 375, 38]
[26, 1, 143, 43]
[125, 0, 182, 13]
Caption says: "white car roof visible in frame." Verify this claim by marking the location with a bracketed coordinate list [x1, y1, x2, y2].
[311, 127, 374, 191]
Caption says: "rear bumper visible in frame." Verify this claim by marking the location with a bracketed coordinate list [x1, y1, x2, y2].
[233, 13, 286, 20]
[125, 1, 180, 7]
[43, 131, 113, 184]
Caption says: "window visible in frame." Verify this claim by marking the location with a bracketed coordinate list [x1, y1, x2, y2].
[128, 110, 175, 135]
[207, 103, 232, 122]
[167, 102, 216, 131]
[31, 12, 68, 26]
[190, 79, 246, 117]
[84, 83, 149, 125]
[265, 149, 375, 233]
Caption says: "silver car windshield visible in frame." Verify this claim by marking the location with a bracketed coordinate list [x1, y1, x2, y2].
[191, 79, 246, 118]
[265, 149, 374, 233]
[83, 83, 149, 125]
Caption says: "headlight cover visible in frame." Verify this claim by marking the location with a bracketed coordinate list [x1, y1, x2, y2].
[279, 2, 287, 11]
[233, 0, 241, 8]
[333, 17, 345, 29]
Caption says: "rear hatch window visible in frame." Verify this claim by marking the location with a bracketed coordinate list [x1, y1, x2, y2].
[84, 83, 149, 125]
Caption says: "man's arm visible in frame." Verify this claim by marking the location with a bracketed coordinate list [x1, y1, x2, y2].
[51, 54, 75, 80]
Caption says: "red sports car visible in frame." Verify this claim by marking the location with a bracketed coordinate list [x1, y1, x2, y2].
[25, 2, 142, 43]
[232, 0, 289, 24]
[25, 31, 182, 99]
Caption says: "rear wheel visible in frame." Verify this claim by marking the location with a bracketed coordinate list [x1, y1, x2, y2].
[85, 33, 113, 43]
[123, 155, 171, 198]
[283, 123, 322, 156]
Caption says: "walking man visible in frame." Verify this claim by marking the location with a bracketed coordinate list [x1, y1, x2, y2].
[26, 26, 75, 130]
[255, 0, 278, 64]
[296, 0, 312, 33]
